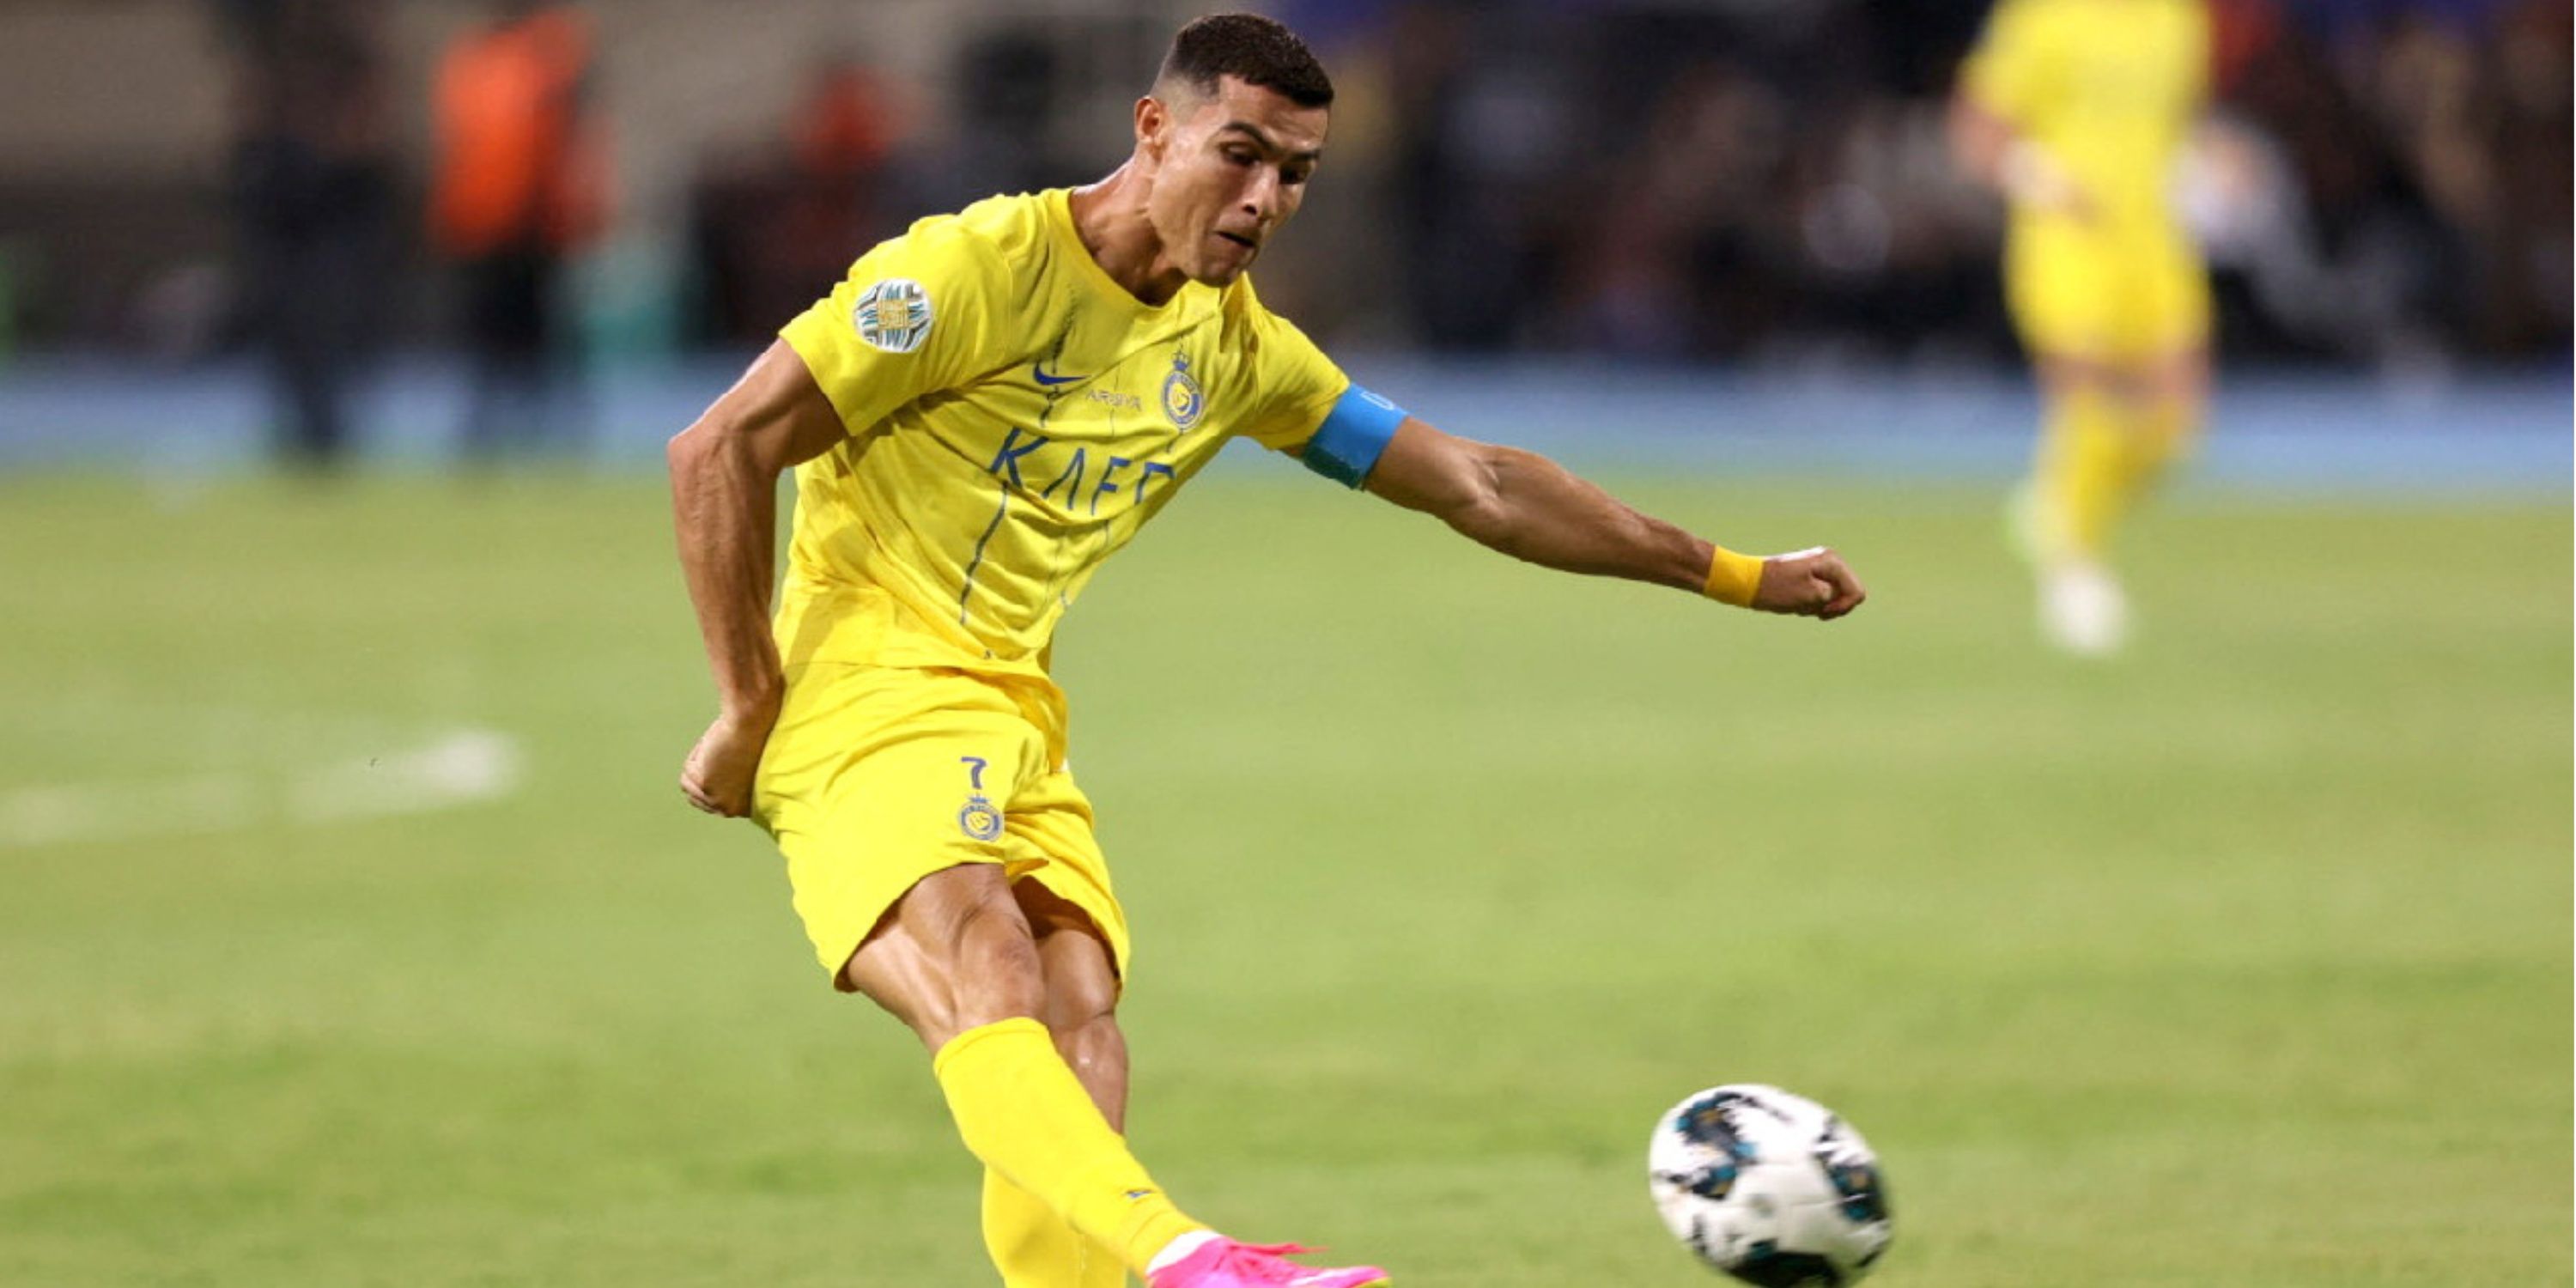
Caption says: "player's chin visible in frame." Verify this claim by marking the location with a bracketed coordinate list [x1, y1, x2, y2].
[1194, 236, 1260, 283]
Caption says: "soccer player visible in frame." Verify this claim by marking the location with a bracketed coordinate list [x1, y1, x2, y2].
[667, 15, 1865, 1287]
[1951, 0, 2213, 655]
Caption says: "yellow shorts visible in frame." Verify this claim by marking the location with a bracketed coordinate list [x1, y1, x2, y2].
[2006, 221, 2211, 361]
[750, 662, 1130, 988]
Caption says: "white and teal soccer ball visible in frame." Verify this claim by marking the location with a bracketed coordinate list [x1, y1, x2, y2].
[1648, 1084, 1894, 1286]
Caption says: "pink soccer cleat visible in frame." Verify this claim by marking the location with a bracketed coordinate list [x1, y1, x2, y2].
[1145, 1238, 1391, 1288]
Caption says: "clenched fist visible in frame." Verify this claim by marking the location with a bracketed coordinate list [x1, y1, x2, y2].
[679, 706, 778, 817]
[1752, 547, 1867, 620]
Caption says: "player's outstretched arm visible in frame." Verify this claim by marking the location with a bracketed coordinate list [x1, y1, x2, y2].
[665, 339, 847, 816]
[1362, 417, 1863, 620]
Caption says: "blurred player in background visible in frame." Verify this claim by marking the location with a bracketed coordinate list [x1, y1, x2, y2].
[1951, 0, 2213, 655]
[667, 14, 1863, 1288]
[429, 0, 608, 467]
[216, 0, 396, 472]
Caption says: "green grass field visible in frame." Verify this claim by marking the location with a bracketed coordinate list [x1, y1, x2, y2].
[1, 467, 2566, 1287]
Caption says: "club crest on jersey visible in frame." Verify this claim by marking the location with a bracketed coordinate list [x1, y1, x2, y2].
[1160, 351, 1205, 431]
[852, 277, 933, 353]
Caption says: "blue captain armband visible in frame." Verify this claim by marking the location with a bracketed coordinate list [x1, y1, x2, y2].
[1297, 385, 1407, 488]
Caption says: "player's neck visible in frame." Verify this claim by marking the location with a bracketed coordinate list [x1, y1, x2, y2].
[1067, 165, 1189, 307]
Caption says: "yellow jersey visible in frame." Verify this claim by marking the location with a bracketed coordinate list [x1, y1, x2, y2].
[774, 188, 1403, 677]
[1961, 0, 2209, 236]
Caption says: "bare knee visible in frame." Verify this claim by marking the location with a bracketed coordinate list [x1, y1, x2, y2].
[2043, 352, 2202, 428]
[945, 896, 1048, 1025]
[2036, 354, 2111, 404]
[841, 864, 1049, 1051]
[2141, 349, 2209, 420]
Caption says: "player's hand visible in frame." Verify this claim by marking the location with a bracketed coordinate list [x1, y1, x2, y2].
[2045, 181, 2101, 227]
[2001, 142, 2099, 225]
[680, 707, 777, 817]
[1752, 547, 1866, 620]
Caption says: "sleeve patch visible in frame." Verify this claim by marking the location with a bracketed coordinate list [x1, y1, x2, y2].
[853, 277, 933, 353]
[1300, 384, 1406, 489]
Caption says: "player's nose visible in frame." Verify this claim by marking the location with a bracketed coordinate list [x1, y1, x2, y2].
[1242, 172, 1285, 222]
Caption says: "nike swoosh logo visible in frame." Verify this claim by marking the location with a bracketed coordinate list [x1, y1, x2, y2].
[1032, 365, 1084, 386]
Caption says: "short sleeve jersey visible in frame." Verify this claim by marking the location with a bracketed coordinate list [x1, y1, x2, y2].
[773, 188, 1388, 675]
[1959, 0, 2208, 232]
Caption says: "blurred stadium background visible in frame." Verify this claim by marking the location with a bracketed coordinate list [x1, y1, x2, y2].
[1, 2, 2567, 1286]
[0, 0, 2566, 468]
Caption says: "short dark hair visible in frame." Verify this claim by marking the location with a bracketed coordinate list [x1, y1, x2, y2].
[1157, 13, 1333, 109]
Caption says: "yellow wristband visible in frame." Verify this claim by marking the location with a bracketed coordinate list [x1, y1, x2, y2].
[1702, 545, 1765, 607]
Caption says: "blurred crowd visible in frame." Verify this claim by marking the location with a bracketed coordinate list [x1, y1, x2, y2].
[676, 0, 2573, 373]
[1316, 0, 2572, 368]
[0, 0, 2563, 467]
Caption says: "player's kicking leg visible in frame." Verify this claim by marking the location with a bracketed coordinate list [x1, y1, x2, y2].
[981, 883, 1129, 1288]
[842, 862, 1391, 1288]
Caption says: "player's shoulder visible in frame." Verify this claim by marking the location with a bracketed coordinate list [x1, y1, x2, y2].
[945, 190, 1054, 262]
[874, 192, 1078, 339]
[867, 194, 1036, 283]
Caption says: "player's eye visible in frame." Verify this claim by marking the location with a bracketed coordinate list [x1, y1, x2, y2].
[1221, 147, 1257, 167]
[1280, 164, 1313, 186]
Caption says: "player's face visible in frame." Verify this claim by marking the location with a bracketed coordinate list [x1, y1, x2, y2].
[1143, 76, 1327, 286]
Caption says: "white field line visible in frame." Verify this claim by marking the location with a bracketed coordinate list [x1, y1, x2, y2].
[0, 728, 524, 849]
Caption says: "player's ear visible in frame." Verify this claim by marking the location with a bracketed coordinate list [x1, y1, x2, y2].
[1134, 94, 1169, 163]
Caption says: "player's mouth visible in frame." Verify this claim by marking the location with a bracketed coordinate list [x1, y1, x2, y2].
[1214, 229, 1260, 254]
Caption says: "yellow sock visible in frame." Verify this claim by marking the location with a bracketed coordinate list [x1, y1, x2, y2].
[2034, 386, 2190, 561]
[936, 1018, 1203, 1279]
[985, 1168, 1130, 1287]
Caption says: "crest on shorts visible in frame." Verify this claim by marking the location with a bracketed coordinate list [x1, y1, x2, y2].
[957, 755, 1004, 841]
[853, 277, 933, 353]
[1160, 350, 1204, 431]
[957, 795, 1003, 841]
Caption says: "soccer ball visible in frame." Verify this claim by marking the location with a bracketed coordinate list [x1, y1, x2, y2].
[1648, 1084, 1893, 1285]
